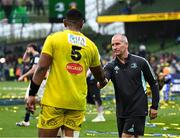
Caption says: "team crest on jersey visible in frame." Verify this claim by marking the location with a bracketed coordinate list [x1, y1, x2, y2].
[68, 34, 86, 46]
[130, 63, 137, 69]
[114, 66, 119, 74]
[66, 63, 83, 74]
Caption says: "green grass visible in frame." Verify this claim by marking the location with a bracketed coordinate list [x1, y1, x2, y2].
[0, 81, 180, 137]
[0, 81, 28, 99]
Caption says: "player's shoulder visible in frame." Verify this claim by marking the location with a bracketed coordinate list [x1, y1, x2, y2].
[46, 32, 66, 44]
[48, 31, 65, 38]
[81, 34, 96, 46]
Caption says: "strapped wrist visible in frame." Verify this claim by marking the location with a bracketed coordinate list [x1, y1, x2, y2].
[29, 80, 40, 96]
[99, 78, 108, 85]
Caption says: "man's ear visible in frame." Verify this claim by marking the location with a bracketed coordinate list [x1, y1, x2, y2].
[63, 19, 67, 27]
[79, 20, 84, 28]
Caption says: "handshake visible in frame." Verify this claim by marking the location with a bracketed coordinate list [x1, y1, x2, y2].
[97, 78, 109, 89]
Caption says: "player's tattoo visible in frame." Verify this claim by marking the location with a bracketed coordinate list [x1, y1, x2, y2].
[36, 66, 48, 74]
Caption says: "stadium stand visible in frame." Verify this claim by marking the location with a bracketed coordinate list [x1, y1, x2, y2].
[99, 0, 180, 15]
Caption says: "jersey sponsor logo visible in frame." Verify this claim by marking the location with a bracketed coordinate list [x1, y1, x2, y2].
[68, 34, 86, 47]
[130, 63, 137, 69]
[66, 63, 83, 74]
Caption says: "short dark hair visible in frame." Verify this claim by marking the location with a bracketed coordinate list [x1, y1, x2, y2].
[65, 9, 83, 21]
[27, 43, 38, 51]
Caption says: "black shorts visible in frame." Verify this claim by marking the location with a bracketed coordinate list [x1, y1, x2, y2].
[86, 80, 102, 105]
[117, 116, 146, 137]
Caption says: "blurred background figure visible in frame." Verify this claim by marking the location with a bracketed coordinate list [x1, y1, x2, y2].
[138, 43, 147, 58]
[16, 43, 40, 127]
[25, 0, 33, 14]
[1, 0, 14, 22]
[33, 0, 45, 16]
[161, 66, 172, 103]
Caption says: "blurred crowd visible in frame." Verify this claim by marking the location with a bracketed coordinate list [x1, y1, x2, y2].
[0, 0, 46, 23]
[0, 43, 42, 81]
[0, 54, 23, 81]
[120, 0, 155, 15]
[0, 43, 180, 82]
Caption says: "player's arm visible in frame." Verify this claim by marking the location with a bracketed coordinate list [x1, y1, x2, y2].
[95, 61, 113, 89]
[90, 65, 108, 89]
[27, 53, 52, 112]
[104, 62, 113, 81]
[22, 49, 30, 63]
[18, 64, 37, 81]
[143, 59, 160, 119]
[31, 34, 53, 85]
[32, 53, 52, 85]
[89, 44, 108, 88]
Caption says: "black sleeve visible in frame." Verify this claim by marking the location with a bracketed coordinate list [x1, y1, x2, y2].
[104, 62, 113, 81]
[142, 59, 160, 110]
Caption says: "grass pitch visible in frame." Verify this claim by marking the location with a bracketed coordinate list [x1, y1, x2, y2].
[0, 81, 180, 137]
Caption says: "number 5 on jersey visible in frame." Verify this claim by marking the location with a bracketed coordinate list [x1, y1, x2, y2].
[71, 46, 82, 61]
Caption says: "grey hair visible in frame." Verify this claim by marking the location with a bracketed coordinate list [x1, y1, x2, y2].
[121, 34, 128, 44]
[113, 33, 128, 44]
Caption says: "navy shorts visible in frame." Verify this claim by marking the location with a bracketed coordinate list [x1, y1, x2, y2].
[117, 116, 146, 137]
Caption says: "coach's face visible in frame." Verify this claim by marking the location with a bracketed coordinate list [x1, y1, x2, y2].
[111, 35, 128, 58]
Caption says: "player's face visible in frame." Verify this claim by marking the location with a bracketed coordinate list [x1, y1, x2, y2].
[26, 47, 32, 54]
[111, 36, 128, 57]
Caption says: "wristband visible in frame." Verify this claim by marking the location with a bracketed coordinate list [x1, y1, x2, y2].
[29, 80, 40, 96]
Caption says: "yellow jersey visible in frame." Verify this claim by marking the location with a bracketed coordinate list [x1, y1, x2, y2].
[41, 30, 101, 110]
